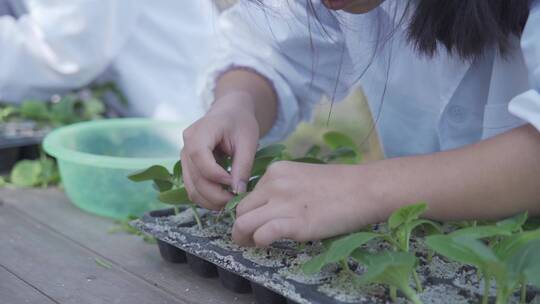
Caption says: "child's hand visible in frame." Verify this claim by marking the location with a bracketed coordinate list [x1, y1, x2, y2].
[231, 161, 385, 247]
[181, 92, 260, 210]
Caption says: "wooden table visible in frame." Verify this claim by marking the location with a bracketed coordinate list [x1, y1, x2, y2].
[0, 188, 255, 304]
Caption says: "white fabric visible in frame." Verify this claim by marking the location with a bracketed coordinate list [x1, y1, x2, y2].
[201, 0, 540, 158]
[0, 0, 219, 122]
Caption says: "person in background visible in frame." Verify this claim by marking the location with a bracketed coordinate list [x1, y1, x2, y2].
[182, 0, 540, 246]
[0, 0, 220, 122]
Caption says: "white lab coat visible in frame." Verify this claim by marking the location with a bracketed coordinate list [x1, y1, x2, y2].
[200, 0, 540, 158]
[0, 0, 220, 122]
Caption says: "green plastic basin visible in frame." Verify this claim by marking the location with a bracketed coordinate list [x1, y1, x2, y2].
[43, 118, 185, 219]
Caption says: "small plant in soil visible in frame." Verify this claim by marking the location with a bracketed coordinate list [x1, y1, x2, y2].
[301, 202, 439, 303]
[128, 161, 204, 229]
[2, 150, 60, 188]
[426, 212, 540, 304]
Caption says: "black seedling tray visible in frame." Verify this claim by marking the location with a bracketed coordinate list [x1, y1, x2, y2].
[132, 208, 537, 304]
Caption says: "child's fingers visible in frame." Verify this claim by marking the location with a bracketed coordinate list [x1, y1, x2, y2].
[236, 189, 268, 217]
[252, 218, 301, 247]
[230, 131, 258, 194]
[232, 203, 288, 246]
[188, 146, 231, 185]
[192, 176, 234, 209]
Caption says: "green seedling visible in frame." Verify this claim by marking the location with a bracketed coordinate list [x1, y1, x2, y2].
[9, 153, 60, 188]
[379, 203, 441, 292]
[322, 131, 362, 164]
[352, 250, 423, 304]
[224, 193, 248, 221]
[426, 212, 540, 304]
[302, 232, 380, 275]
[128, 161, 204, 229]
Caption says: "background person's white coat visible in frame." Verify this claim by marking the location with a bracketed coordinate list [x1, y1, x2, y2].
[0, 0, 219, 122]
[200, 0, 540, 158]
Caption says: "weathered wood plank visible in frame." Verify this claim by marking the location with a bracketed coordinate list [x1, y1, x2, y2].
[0, 189, 253, 304]
[0, 265, 57, 304]
[0, 203, 185, 304]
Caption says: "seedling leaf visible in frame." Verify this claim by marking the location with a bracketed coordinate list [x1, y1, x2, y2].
[225, 193, 248, 212]
[356, 251, 422, 304]
[323, 131, 357, 150]
[153, 180, 174, 192]
[302, 232, 380, 274]
[173, 161, 182, 180]
[158, 187, 191, 205]
[251, 156, 276, 177]
[448, 225, 513, 239]
[496, 212, 528, 233]
[10, 160, 42, 187]
[254, 144, 286, 159]
[388, 203, 427, 230]
[19, 100, 50, 121]
[128, 165, 171, 182]
[305, 145, 321, 158]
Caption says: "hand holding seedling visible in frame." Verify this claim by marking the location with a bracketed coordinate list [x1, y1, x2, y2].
[180, 92, 261, 210]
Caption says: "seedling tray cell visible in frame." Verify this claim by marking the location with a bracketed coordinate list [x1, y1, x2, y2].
[0, 121, 49, 150]
[133, 209, 540, 304]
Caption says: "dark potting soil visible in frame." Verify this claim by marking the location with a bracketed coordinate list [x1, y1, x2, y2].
[132, 209, 540, 304]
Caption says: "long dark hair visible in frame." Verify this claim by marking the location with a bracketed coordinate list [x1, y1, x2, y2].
[407, 0, 531, 60]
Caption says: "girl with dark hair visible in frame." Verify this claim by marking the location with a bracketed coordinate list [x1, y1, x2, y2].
[182, 0, 540, 246]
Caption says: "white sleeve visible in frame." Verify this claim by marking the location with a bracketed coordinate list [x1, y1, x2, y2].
[199, 0, 352, 144]
[0, 0, 140, 101]
[509, 0, 540, 132]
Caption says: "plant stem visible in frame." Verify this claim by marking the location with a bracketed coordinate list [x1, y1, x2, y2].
[412, 270, 423, 292]
[191, 206, 203, 229]
[390, 286, 397, 303]
[401, 285, 423, 304]
[495, 288, 510, 304]
[520, 280, 527, 304]
[174, 206, 179, 215]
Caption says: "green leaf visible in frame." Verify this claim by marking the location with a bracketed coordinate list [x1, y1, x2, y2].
[504, 239, 540, 286]
[173, 161, 182, 180]
[496, 212, 528, 232]
[525, 262, 540, 288]
[388, 203, 427, 230]
[19, 100, 50, 121]
[302, 232, 380, 274]
[128, 165, 171, 182]
[50, 94, 80, 125]
[356, 251, 422, 304]
[225, 193, 248, 212]
[153, 180, 174, 192]
[493, 229, 540, 261]
[39, 157, 60, 186]
[81, 98, 105, 119]
[325, 147, 359, 164]
[291, 157, 326, 164]
[448, 225, 513, 239]
[254, 144, 286, 159]
[10, 160, 42, 187]
[426, 235, 502, 274]
[251, 156, 276, 177]
[323, 131, 357, 151]
[158, 187, 191, 205]
[0, 176, 7, 187]
[305, 145, 321, 158]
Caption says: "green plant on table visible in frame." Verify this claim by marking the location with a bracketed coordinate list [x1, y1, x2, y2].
[426, 212, 540, 304]
[5, 151, 60, 188]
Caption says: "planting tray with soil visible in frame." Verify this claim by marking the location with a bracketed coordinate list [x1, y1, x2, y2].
[132, 208, 540, 304]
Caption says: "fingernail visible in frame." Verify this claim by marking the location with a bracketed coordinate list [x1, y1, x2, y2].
[234, 180, 247, 194]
